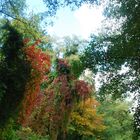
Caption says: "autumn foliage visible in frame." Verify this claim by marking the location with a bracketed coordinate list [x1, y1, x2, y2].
[26, 59, 94, 140]
[18, 39, 50, 126]
[69, 98, 105, 138]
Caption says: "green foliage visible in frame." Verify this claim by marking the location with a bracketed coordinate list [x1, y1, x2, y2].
[81, 0, 140, 136]
[133, 101, 140, 140]
[98, 100, 133, 140]
[66, 54, 84, 78]
[0, 123, 50, 140]
[0, 119, 20, 140]
[62, 36, 86, 78]
[0, 22, 31, 126]
[16, 127, 50, 140]
[0, 0, 44, 40]
[105, 0, 140, 136]
[0, 0, 26, 18]
[43, 0, 98, 16]
[11, 15, 44, 40]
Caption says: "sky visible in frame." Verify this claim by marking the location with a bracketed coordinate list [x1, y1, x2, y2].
[26, 0, 105, 39]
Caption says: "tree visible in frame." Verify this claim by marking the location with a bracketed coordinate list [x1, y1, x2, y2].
[63, 36, 87, 78]
[18, 39, 51, 126]
[68, 98, 105, 140]
[43, 0, 98, 16]
[0, 0, 26, 19]
[0, 0, 46, 40]
[28, 58, 92, 140]
[0, 22, 30, 126]
[81, 0, 140, 137]
[104, 1, 140, 137]
[98, 100, 133, 140]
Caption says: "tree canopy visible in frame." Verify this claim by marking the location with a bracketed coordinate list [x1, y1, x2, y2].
[0, 0, 139, 139]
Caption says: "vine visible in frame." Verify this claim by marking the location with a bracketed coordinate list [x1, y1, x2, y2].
[18, 39, 51, 126]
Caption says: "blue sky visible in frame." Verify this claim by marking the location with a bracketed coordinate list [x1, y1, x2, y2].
[26, 0, 104, 39]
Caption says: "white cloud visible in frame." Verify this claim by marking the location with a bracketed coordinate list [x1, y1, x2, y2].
[74, 4, 104, 39]
[47, 4, 105, 39]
